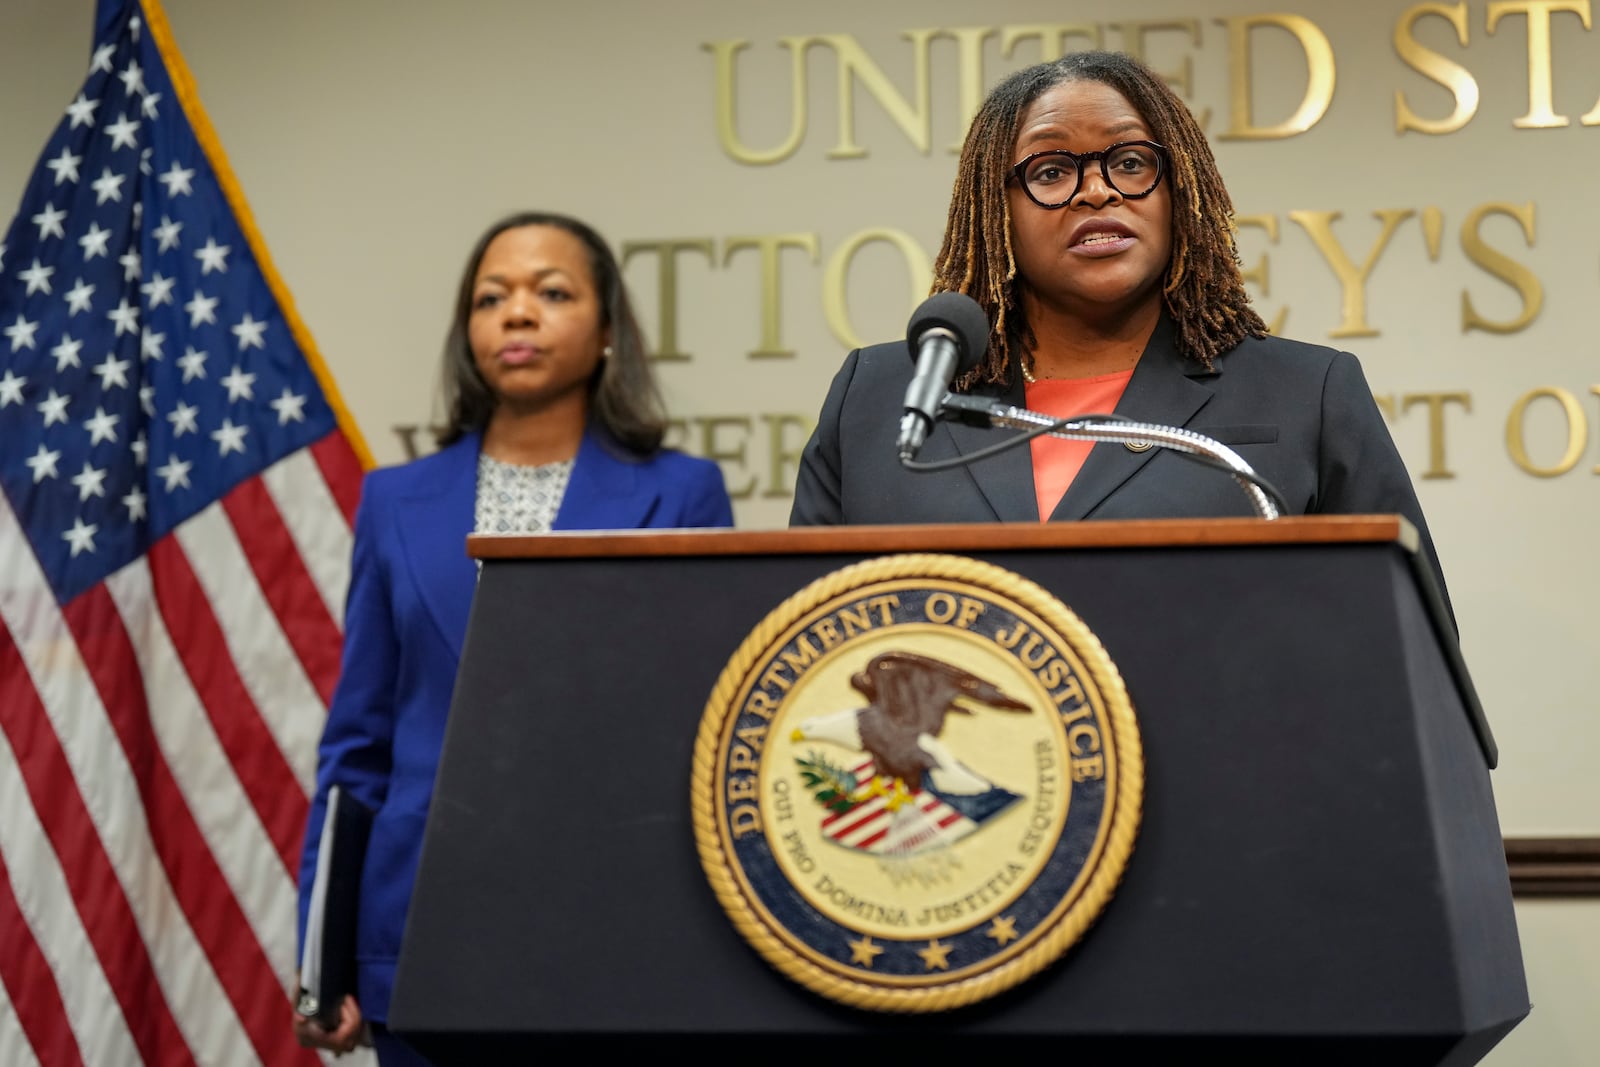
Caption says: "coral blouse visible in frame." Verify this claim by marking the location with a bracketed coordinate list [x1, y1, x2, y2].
[1025, 369, 1135, 520]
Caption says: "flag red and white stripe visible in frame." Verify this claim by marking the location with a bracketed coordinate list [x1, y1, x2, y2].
[0, 0, 376, 1062]
[0, 440, 362, 1066]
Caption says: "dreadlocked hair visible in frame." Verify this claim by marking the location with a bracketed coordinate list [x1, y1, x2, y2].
[931, 50, 1266, 388]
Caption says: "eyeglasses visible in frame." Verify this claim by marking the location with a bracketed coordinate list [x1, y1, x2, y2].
[1009, 141, 1169, 209]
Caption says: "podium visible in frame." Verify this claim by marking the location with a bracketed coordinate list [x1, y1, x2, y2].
[389, 517, 1528, 1064]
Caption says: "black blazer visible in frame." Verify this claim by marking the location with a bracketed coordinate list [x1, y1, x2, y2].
[790, 314, 1451, 612]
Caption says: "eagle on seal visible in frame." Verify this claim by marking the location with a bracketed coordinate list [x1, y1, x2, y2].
[791, 651, 1030, 811]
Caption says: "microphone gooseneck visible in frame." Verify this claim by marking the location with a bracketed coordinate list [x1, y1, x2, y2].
[927, 395, 1284, 520]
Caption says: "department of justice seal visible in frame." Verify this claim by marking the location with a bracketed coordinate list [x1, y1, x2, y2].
[691, 553, 1143, 1012]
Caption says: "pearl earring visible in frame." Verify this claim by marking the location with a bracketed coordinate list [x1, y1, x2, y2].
[603, 345, 614, 358]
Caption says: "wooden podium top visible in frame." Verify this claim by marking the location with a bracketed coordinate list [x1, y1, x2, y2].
[467, 514, 1419, 560]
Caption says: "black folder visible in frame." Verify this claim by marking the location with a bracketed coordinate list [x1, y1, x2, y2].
[297, 784, 374, 1029]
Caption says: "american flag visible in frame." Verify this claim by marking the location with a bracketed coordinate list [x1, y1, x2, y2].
[0, 2, 369, 1063]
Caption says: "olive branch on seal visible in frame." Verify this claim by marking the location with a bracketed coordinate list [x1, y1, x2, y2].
[795, 752, 861, 815]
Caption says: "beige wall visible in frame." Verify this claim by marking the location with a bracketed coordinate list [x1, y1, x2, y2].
[2, 1, 1594, 1060]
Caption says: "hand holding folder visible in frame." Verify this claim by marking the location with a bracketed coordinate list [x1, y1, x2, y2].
[297, 784, 374, 1029]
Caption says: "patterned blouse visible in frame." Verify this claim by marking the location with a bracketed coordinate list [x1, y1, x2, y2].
[473, 452, 574, 535]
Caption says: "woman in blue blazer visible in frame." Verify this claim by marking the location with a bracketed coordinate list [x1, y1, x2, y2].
[790, 51, 1449, 609]
[294, 213, 732, 1063]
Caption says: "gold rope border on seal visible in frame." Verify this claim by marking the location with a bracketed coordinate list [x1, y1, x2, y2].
[690, 553, 1145, 1013]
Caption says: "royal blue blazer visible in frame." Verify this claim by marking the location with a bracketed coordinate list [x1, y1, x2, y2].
[296, 427, 733, 1022]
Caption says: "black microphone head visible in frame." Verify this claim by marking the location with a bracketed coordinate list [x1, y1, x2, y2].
[905, 291, 990, 376]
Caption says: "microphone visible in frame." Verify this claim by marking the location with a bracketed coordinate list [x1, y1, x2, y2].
[897, 292, 991, 462]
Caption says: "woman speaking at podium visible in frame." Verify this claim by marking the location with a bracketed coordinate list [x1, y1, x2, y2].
[293, 212, 733, 1064]
[788, 51, 1448, 605]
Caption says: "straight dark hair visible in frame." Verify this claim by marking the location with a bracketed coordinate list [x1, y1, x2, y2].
[435, 211, 665, 453]
[932, 50, 1267, 387]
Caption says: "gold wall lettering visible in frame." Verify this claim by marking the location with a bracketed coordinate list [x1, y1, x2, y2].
[711, 7, 1600, 165]
[705, 38, 810, 165]
[1486, 1, 1594, 128]
[1217, 13, 1336, 140]
[822, 30, 937, 158]
[942, 26, 996, 151]
[1233, 213, 1290, 335]
[821, 228, 933, 350]
[762, 413, 816, 498]
[1287, 209, 1415, 338]
[688, 414, 757, 497]
[1460, 202, 1542, 334]
[722, 234, 821, 359]
[617, 200, 1545, 367]
[620, 238, 716, 361]
[980, 21, 1210, 141]
[1506, 387, 1588, 475]
[707, 31, 941, 164]
[1403, 392, 1474, 479]
[622, 230, 932, 360]
[393, 424, 424, 462]
[1117, 19, 1210, 128]
[1395, 2, 1600, 132]
[1117, 19, 1201, 95]
[662, 413, 818, 500]
[707, 19, 1226, 165]
[1420, 206, 1447, 260]
[1394, 2, 1481, 134]
[998, 23, 1105, 62]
